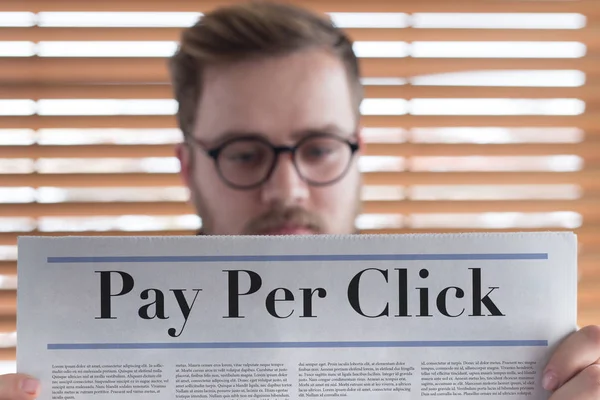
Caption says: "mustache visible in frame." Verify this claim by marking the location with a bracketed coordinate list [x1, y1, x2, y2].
[243, 206, 325, 235]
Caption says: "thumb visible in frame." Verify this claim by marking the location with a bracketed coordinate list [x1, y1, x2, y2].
[0, 374, 40, 400]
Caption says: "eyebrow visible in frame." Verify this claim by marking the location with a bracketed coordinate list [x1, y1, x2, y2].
[290, 124, 353, 140]
[205, 130, 265, 147]
[207, 124, 353, 146]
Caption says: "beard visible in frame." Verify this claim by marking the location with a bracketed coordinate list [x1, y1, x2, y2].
[242, 203, 326, 235]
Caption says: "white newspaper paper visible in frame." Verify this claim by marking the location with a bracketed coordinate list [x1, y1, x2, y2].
[17, 233, 577, 400]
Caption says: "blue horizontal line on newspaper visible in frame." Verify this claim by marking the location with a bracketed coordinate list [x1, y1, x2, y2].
[47, 340, 548, 350]
[47, 253, 548, 263]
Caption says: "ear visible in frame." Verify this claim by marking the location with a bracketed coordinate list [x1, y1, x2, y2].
[176, 142, 193, 188]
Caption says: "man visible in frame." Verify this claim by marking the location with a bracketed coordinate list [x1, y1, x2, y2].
[3, 2, 599, 399]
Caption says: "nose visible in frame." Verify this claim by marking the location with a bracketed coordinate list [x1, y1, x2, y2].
[260, 153, 309, 206]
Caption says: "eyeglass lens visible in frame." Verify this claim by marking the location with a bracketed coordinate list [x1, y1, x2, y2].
[216, 136, 354, 188]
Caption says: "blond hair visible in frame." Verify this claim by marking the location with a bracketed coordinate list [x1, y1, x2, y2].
[169, 1, 363, 137]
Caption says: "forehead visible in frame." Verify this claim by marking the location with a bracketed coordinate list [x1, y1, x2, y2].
[192, 49, 357, 143]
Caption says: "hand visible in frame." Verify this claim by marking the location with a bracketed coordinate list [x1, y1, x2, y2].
[544, 325, 600, 399]
[0, 374, 39, 399]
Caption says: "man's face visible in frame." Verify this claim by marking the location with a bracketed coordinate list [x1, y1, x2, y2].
[177, 49, 362, 235]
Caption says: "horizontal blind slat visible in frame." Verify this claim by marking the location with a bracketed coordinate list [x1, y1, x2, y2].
[362, 198, 600, 215]
[2, 84, 600, 101]
[2, 26, 599, 47]
[0, 292, 15, 317]
[0, 199, 598, 217]
[1, 57, 599, 83]
[362, 171, 600, 188]
[363, 142, 599, 158]
[0, 317, 16, 334]
[578, 296, 600, 309]
[1, 115, 598, 129]
[364, 85, 600, 101]
[0, 144, 177, 158]
[2, 0, 599, 15]
[0, 349, 15, 362]
[1, 171, 599, 189]
[0, 262, 15, 276]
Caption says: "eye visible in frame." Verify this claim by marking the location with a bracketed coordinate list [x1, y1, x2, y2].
[306, 145, 334, 158]
[300, 138, 342, 162]
[221, 140, 271, 167]
[227, 150, 258, 162]
[226, 149, 265, 165]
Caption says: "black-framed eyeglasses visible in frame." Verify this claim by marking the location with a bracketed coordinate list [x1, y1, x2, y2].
[188, 133, 360, 190]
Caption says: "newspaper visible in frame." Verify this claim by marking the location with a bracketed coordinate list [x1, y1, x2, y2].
[17, 233, 577, 400]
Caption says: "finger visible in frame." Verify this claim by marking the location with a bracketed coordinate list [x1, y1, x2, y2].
[0, 374, 40, 400]
[543, 325, 600, 391]
[548, 364, 600, 400]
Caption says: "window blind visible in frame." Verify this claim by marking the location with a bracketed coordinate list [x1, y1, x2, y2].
[0, 0, 598, 365]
